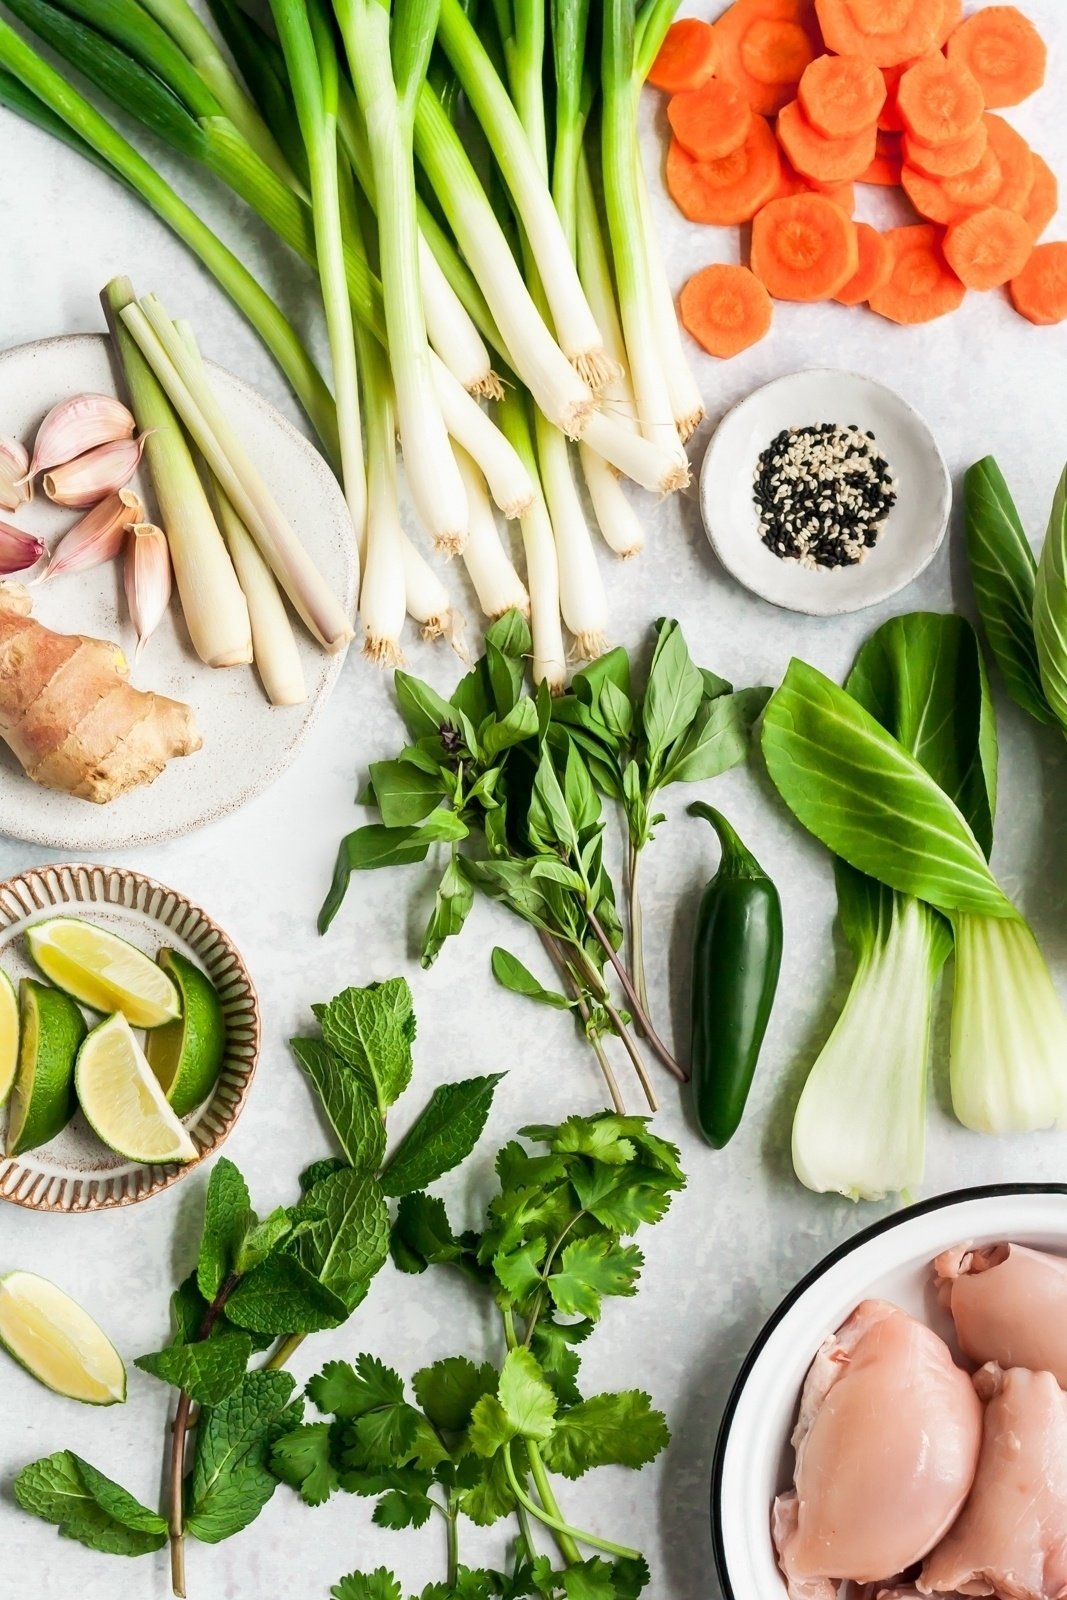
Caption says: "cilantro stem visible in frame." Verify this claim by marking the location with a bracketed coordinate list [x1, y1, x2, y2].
[446, 1497, 459, 1585]
[504, 1442, 640, 1564]
[583, 906, 687, 1082]
[169, 1272, 240, 1598]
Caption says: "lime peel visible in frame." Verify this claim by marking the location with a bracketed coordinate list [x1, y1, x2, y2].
[76, 1013, 198, 1166]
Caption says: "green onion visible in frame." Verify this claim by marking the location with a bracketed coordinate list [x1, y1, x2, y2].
[499, 395, 566, 693]
[454, 445, 530, 622]
[355, 323, 406, 665]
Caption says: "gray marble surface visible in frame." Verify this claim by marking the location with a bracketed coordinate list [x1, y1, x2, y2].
[1, 6, 1066, 1595]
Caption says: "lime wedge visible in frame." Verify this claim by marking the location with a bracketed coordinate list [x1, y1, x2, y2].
[26, 918, 180, 1029]
[0, 970, 18, 1108]
[0, 1270, 126, 1404]
[76, 1014, 197, 1165]
[6, 979, 85, 1157]
[145, 949, 226, 1118]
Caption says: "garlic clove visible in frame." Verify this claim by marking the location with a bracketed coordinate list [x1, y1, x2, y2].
[43, 488, 144, 581]
[0, 437, 31, 512]
[0, 518, 45, 576]
[124, 523, 172, 659]
[42, 433, 151, 509]
[22, 393, 136, 482]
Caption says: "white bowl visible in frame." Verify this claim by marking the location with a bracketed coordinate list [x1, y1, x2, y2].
[712, 1184, 1067, 1599]
[699, 369, 951, 616]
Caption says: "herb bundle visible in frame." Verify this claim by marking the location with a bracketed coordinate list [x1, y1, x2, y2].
[14, 978, 502, 1599]
[321, 611, 766, 1110]
[273, 1111, 685, 1598]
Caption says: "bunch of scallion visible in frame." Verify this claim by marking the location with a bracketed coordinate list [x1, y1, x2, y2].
[0, 0, 702, 678]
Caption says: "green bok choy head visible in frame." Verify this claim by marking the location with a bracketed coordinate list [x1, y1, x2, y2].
[763, 616, 1067, 1168]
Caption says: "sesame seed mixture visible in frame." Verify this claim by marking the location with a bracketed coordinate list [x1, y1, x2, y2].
[754, 423, 897, 570]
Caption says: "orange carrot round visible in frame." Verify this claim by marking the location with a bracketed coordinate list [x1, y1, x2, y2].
[1023, 153, 1059, 240]
[798, 53, 887, 138]
[713, 0, 822, 116]
[936, 0, 964, 48]
[679, 263, 774, 356]
[869, 223, 967, 322]
[834, 223, 893, 304]
[904, 119, 988, 179]
[946, 6, 1047, 109]
[896, 53, 985, 146]
[750, 191, 860, 299]
[741, 16, 817, 85]
[815, 0, 940, 67]
[860, 132, 904, 186]
[983, 112, 1036, 213]
[668, 79, 753, 161]
[943, 205, 1034, 288]
[1010, 242, 1067, 324]
[666, 116, 782, 225]
[778, 98, 878, 183]
[649, 18, 719, 93]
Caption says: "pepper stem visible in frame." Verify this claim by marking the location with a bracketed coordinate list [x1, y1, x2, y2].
[688, 802, 769, 881]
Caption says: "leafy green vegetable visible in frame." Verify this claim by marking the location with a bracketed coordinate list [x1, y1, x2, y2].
[224, 1253, 349, 1335]
[136, 1330, 254, 1406]
[381, 1074, 504, 1196]
[197, 1157, 253, 1300]
[290, 1037, 386, 1171]
[186, 1371, 297, 1543]
[313, 977, 417, 1113]
[1035, 464, 1067, 732]
[13, 1452, 168, 1556]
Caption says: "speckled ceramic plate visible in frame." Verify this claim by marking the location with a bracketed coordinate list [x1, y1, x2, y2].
[0, 334, 358, 851]
[711, 1184, 1067, 1600]
[699, 369, 951, 616]
[0, 863, 259, 1212]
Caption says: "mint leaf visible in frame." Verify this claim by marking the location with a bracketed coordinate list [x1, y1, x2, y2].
[136, 1330, 252, 1406]
[186, 1370, 295, 1543]
[300, 1157, 347, 1193]
[412, 1357, 497, 1432]
[198, 1158, 252, 1299]
[331, 1569, 403, 1600]
[548, 1238, 643, 1321]
[539, 1392, 669, 1478]
[14, 1452, 167, 1557]
[291, 1038, 386, 1172]
[381, 1074, 503, 1197]
[235, 1207, 294, 1274]
[271, 1421, 339, 1506]
[315, 979, 416, 1111]
[226, 1254, 348, 1335]
[390, 1192, 465, 1274]
[491, 949, 574, 1010]
[171, 1272, 209, 1345]
[296, 1168, 390, 1310]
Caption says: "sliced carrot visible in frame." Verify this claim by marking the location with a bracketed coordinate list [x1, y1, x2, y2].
[878, 63, 909, 132]
[946, 6, 1047, 109]
[666, 117, 782, 225]
[715, 0, 821, 116]
[750, 192, 860, 299]
[1023, 153, 1059, 240]
[859, 131, 903, 186]
[835, 222, 893, 303]
[896, 54, 985, 146]
[772, 154, 811, 198]
[938, 140, 1005, 208]
[869, 223, 967, 321]
[983, 112, 1035, 213]
[816, 178, 856, 213]
[904, 120, 988, 179]
[798, 54, 887, 138]
[1010, 242, 1067, 324]
[815, 0, 940, 67]
[667, 79, 753, 161]
[943, 205, 1034, 288]
[936, 0, 964, 48]
[649, 19, 719, 93]
[741, 16, 818, 85]
[778, 99, 878, 183]
[679, 263, 774, 356]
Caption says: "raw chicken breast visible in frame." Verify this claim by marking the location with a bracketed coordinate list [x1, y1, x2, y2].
[920, 1364, 1067, 1600]
[935, 1243, 1067, 1387]
[774, 1300, 983, 1600]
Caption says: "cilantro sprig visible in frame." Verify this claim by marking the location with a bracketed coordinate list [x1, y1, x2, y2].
[273, 1113, 685, 1599]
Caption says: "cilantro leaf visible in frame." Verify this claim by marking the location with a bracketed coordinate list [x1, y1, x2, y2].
[562, 1559, 617, 1600]
[197, 1158, 252, 1300]
[296, 1168, 390, 1311]
[568, 1164, 677, 1234]
[291, 1038, 386, 1172]
[455, 1449, 519, 1526]
[540, 1392, 669, 1478]
[225, 1254, 348, 1335]
[314, 978, 416, 1111]
[412, 1356, 498, 1433]
[470, 1348, 556, 1457]
[372, 1487, 434, 1529]
[548, 1238, 643, 1321]
[493, 1239, 547, 1304]
[186, 1370, 296, 1543]
[528, 1116, 638, 1166]
[530, 1320, 592, 1408]
[14, 1453, 167, 1557]
[380, 1074, 503, 1197]
[271, 1421, 340, 1506]
[331, 1568, 403, 1600]
[136, 1330, 252, 1406]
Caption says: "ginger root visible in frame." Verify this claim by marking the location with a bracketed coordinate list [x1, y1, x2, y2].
[0, 582, 202, 803]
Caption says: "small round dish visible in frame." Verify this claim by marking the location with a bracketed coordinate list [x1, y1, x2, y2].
[0, 863, 259, 1212]
[711, 1184, 1067, 1600]
[699, 369, 951, 616]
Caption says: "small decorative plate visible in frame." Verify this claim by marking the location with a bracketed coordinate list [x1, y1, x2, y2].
[0, 333, 358, 851]
[711, 1184, 1067, 1600]
[0, 863, 259, 1212]
[699, 369, 951, 616]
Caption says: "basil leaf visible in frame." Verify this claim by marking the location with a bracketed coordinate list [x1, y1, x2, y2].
[380, 1074, 504, 1197]
[481, 697, 539, 759]
[486, 639, 524, 716]
[1034, 463, 1067, 733]
[367, 761, 446, 827]
[395, 670, 463, 742]
[485, 608, 532, 661]
[966, 457, 1053, 726]
[572, 647, 631, 708]
[658, 687, 769, 786]
[491, 948, 575, 1009]
[421, 856, 475, 967]
[642, 619, 704, 760]
[528, 745, 579, 854]
[319, 811, 468, 932]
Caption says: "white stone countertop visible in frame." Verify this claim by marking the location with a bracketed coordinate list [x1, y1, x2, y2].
[1, 5, 1066, 1596]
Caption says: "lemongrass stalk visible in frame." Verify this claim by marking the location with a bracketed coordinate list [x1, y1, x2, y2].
[635, 157, 705, 443]
[500, 396, 565, 692]
[0, 17, 339, 458]
[124, 296, 352, 652]
[102, 277, 252, 667]
[357, 328, 406, 667]
[454, 446, 530, 620]
[399, 527, 452, 639]
[271, 0, 365, 561]
[602, 0, 688, 468]
[437, 0, 611, 388]
[431, 356, 533, 519]
[335, 0, 468, 553]
[580, 444, 644, 559]
[575, 151, 639, 436]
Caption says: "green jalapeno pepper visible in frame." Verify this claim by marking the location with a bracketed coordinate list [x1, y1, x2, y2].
[688, 802, 783, 1148]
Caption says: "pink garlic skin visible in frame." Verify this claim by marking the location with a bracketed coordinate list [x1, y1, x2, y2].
[0, 519, 45, 575]
[23, 393, 135, 480]
[44, 489, 143, 580]
[935, 1242, 1067, 1389]
[42, 434, 149, 509]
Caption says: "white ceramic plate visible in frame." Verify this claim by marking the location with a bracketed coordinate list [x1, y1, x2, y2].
[712, 1184, 1067, 1600]
[0, 334, 358, 850]
[0, 862, 259, 1212]
[699, 369, 951, 616]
